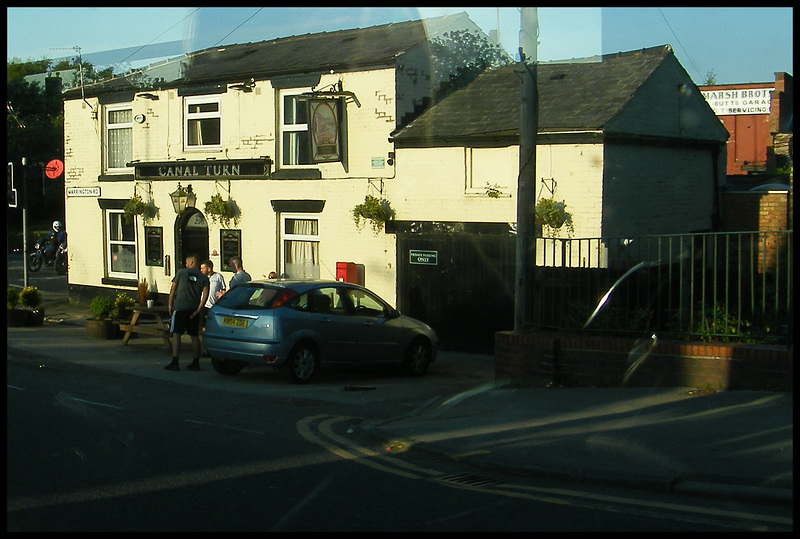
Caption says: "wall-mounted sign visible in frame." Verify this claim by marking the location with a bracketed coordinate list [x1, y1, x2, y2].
[134, 158, 272, 180]
[145, 227, 163, 267]
[371, 157, 385, 169]
[701, 88, 773, 115]
[220, 229, 241, 272]
[309, 99, 341, 163]
[66, 187, 101, 197]
[409, 249, 438, 265]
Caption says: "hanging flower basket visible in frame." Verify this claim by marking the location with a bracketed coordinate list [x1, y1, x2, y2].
[352, 195, 393, 234]
[204, 193, 239, 227]
[123, 194, 157, 223]
[535, 197, 574, 237]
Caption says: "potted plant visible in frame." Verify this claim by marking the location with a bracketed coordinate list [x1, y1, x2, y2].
[123, 194, 157, 223]
[85, 295, 119, 339]
[115, 292, 136, 321]
[352, 195, 393, 234]
[137, 279, 150, 305]
[535, 197, 575, 237]
[204, 193, 239, 227]
[13, 286, 45, 326]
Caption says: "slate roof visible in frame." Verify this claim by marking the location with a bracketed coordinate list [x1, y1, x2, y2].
[64, 13, 475, 98]
[390, 45, 676, 144]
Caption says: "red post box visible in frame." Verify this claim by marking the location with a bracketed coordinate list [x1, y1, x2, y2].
[336, 262, 359, 283]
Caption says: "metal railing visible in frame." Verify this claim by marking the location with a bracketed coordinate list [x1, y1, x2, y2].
[529, 230, 793, 344]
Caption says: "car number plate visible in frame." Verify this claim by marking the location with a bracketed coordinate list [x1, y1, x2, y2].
[221, 317, 249, 328]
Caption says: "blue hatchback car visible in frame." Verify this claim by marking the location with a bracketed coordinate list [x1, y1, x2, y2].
[203, 279, 438, 384]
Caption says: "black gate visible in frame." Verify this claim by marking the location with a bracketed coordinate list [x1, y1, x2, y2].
[396, 231, 516, 352]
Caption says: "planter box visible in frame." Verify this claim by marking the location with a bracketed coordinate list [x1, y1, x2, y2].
[26, 309, 45, 326]
[85, 319, 121, 339]
[6, 308, 44, 327]
[7, 308, 30, 327]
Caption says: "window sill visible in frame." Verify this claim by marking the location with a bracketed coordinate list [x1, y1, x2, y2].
[272, 169, 322, 180]
[102, 277, 138, 287]
[99, 173, 134, 182]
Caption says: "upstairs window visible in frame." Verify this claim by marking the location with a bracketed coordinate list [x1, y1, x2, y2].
[185, 95, 221, 148]
[280, 89, 312, 166]
[105, 105, 132, 172]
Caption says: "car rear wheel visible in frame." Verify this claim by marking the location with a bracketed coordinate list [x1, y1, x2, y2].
[211, 358, 246, 375]
[403, 338, 431, 376]
[285, 342, 318, 384]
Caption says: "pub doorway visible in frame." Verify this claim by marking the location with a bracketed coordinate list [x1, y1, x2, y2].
[175, 208, 209, 269]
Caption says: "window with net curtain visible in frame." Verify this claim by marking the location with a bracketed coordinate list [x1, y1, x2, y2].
[185, 96, 221, 147]
[282, 215, 319, 279]
[107, 210, 137, 277]
[106, 107, 132, 171]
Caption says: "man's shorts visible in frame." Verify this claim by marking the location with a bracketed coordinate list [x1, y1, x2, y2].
[171, 309, 200, 336]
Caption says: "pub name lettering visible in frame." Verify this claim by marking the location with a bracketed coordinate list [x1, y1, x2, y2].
[159, 164, 241, 177]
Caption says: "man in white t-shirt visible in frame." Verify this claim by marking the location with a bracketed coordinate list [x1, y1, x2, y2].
[200, 259, 226, 355]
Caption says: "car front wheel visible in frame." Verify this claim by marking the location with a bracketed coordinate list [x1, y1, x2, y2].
[285, 342, 318, 384]
[403, 338, 431, 376]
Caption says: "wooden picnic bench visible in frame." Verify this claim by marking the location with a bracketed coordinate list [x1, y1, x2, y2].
[120, 305, 172, 352]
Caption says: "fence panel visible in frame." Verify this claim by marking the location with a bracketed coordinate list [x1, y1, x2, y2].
[530, 230, 792, 344]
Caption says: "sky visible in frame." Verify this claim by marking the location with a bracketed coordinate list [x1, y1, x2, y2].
[6, 7, 793, 85]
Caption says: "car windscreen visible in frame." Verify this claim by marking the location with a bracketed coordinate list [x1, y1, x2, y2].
[215, 284, 279, 310]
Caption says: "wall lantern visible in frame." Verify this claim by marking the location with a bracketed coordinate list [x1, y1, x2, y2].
[170, 183, 196, 215]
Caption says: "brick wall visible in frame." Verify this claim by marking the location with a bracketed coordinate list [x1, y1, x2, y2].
[495, 331, 792, 391]
[722, 191, 791, 232]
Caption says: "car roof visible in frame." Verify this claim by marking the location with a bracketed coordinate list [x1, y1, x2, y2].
[245, 279, 360, 291]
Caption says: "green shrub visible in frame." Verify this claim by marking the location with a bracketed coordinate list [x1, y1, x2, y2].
[19, 286, 43, 309]
[89, 296, 115, 320]
[7, 288, 20, 309]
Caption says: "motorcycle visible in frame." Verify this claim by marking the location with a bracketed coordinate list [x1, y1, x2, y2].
[28, 235, 68, 275]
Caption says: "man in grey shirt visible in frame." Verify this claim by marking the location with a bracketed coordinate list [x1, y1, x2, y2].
[165, 255, 209, 371]
[228, 256, 251, 290]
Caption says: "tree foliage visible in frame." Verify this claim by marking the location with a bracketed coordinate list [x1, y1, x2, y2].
[430, 30, 512, 102]
[7, 58, 74, 233]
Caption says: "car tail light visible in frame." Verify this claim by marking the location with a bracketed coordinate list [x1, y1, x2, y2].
[264, 355, 277, 364]
[271, 288, 298, 308]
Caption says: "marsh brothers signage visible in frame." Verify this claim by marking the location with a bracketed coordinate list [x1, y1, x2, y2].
[701, 87, 773, 116]
[133, 158, 272, 180]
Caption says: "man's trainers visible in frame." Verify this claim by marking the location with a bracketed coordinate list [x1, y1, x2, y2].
[186, 362, 200, 371]
[164, 361, 180, 371]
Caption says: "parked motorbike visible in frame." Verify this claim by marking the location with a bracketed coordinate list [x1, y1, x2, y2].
[28, 236, 68, 275]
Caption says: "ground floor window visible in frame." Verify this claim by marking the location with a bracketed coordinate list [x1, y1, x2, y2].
[106, 209, 137, 278]
[281, 213, 319, 279]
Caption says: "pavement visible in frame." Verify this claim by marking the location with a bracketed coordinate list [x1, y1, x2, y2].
[10, 295, 794, 508]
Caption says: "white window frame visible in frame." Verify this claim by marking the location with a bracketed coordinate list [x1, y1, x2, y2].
[184, 95, 222, 150]
[106, 209, 137, 279]
[279, 88, 314, 168]
[280, 213, 320, 279]
[105, 104, 133, 173]
[465, 147, 513, 197]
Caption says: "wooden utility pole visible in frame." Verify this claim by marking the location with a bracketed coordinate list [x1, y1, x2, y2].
[515, 7, 538, 331]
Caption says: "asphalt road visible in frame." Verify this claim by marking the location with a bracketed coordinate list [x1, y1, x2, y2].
[7, 253, 68, 298]
[8, 352, 789, 532]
